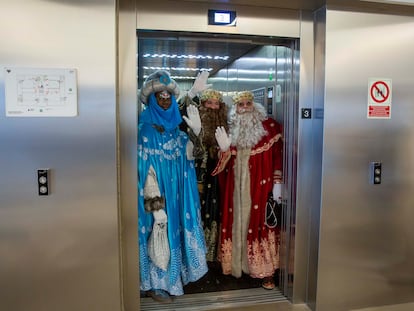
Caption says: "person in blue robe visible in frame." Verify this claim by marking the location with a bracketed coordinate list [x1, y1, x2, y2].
[138, 70, 208, 303]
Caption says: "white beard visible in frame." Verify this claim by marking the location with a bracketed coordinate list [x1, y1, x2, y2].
[229, 103, 268, 149]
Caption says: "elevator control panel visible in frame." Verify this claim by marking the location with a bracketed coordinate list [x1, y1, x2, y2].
[369, 162, 382, 185]
[37, 169, 50, 195]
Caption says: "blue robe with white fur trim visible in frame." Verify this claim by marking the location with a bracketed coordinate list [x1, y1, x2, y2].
[138, 94, 207, 296]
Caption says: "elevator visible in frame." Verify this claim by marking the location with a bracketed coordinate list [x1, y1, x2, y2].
[115, 2, 319, 310]
[136, 30, 300, 310]
[2, 1, 414, 311]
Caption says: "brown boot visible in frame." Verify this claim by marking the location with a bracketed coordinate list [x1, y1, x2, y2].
[146, 289, 173, 303]
[262, 276, 275, 290]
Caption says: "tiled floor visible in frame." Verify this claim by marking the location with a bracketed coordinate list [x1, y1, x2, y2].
[349, 302, 414, 311]
[216, 302, 311, 311]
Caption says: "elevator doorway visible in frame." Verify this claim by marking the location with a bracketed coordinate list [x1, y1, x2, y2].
[137, 30, 299, 310]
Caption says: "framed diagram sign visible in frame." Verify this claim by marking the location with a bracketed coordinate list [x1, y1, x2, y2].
[4, 67, 78, 117]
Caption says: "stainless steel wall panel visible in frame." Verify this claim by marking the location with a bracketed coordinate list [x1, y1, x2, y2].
[210, 45, 279, 94]
[118, 0, 139, 310]
[316, 9, 414, 311]
[293, 9, 322, 309]
[0, 1, 121, 311]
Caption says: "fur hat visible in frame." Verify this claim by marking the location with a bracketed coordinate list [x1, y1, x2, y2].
[199, 89, 223, 103]
[139, 70, 180, 104]
[232, 91, 254, 104]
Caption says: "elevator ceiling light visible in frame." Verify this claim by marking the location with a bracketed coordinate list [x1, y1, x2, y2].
[142, 74, 201, 80]
[142, 53, 229, 61]
[142, 66, 213, 72]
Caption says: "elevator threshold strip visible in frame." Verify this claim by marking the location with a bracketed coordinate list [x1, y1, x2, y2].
[140, 287, 287, 311]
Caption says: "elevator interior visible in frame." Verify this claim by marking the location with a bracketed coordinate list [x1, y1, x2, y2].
[137, 30, 300, 310]
[3, 1, 414, 311]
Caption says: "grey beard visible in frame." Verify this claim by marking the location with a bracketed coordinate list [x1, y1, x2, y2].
[230, 108, 267, 149]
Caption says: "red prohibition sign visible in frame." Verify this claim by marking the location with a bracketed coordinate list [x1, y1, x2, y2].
[370, 81, 390, 103]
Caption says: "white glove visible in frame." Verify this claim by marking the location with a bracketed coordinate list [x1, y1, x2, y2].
[188, 71, 212, 98]
[183, 105, 201, 136]
[153, 209, 167, 224]
[186, 141, 195, 160]
[272, 183, 282, 204]
[215, 126, 231, 152]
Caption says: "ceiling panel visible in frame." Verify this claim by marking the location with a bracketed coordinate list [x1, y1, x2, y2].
[137, 30, 292, 87]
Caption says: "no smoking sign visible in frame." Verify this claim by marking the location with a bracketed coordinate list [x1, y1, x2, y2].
[367, 78, 392, 119]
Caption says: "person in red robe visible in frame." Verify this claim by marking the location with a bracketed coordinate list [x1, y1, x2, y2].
[212, 90, 283, 289]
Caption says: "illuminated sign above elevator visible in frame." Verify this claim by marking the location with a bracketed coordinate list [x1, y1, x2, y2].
[208, 10, 237, 26]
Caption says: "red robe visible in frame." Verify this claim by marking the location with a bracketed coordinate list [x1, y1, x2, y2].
[212, 118, 283, 279]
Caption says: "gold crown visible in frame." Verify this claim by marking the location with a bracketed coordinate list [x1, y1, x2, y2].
[232, 91, 254, 104]
[199, 89, 223, 102]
